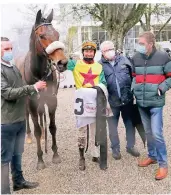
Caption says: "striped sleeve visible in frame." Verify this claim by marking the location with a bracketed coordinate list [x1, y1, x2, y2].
[99, 69, 107, 86]
[158, 61, 171, 93]
[67, 59, 77, 71]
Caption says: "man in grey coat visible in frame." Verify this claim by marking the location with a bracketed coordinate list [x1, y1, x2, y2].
[1, 37, 47, 194]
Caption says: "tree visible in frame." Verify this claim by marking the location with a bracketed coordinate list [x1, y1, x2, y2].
[139, 4, 171, 36]
[139, 4, 160, 31]
[13, 4, 61, 35]
[12, 4, 50, 39]
[11, 4, 59, 57]
[17, 4, 49, 22]
[71, 4, 147, 50]
[65, 26, 78, 56]
[56, 4, 84, 54]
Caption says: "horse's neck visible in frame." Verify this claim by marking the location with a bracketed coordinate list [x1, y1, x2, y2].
[29, 30, 48, 79]
[30, 53, 47, 79]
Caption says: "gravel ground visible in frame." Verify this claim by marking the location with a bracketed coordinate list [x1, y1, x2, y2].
[14, 88, 171, 194]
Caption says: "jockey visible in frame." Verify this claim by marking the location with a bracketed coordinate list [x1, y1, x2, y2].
[67, 40, 107, 170]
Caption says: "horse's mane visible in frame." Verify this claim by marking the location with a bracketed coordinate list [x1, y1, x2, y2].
[29, 27, 35, 51]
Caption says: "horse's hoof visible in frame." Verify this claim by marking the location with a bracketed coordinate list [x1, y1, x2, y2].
[37, 162, 46, 170]
[52, 155, 61, 164]
[26, 135, 32, 144]
[79, 158, 86, 171]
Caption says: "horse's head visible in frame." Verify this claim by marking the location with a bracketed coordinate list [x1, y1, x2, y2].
[34, 9, 67, 72]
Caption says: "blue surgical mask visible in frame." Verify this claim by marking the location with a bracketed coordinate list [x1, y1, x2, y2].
[136, 44, 147, 55]
[2, 51, 13, 62]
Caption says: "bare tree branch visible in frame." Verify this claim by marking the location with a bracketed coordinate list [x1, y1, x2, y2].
[70, 3, 147, 49]
[140, 4, 171, 33]
[156, 15, 171, 36]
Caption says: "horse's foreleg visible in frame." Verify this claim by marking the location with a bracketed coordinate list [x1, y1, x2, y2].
[29, 99, 46, 170]
[39, 115, 45, 141]
[47, 96, 61, 164]
[38, 105, 45, 141]
[26, 107, 32, 144]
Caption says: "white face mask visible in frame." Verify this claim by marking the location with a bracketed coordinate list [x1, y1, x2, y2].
[105, 50, 115, 60]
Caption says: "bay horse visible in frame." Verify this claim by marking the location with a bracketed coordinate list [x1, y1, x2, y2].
[16, 9, 68, 170]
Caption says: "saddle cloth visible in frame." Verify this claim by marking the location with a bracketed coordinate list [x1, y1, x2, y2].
[74, 86, 113, 128]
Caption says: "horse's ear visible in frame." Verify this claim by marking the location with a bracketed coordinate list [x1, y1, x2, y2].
[46, 9, 53, 23]
[35, 10, 42, 25]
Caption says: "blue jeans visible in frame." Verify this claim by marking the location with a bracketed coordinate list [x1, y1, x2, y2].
[1, 121, 26, 194]
[138, 107, 167, 168]
[108, 103, 136, 153]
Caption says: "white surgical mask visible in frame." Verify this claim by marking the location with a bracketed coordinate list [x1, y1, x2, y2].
[105, 50, 115, 60]
[136, 44, 147, 54]
[2, 51, 13, 62]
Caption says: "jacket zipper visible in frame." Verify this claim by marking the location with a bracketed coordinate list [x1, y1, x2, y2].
[112, 63, 123, 105]
[143, 60, 147, 106]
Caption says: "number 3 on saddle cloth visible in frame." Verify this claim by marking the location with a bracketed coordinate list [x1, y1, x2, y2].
[74, 88, 97, 129]
[75, 86, 108, 169]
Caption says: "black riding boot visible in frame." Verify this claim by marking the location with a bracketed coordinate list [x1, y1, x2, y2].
[79, 148, 85, 171]
[1, 163, 11, 194]
[99, 144, 107, 170]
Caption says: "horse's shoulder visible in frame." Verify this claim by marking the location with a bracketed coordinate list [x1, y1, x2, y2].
[14, 53, 28, 78]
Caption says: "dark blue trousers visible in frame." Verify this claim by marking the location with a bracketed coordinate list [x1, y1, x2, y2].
[107, 103, 136, 153]
[1, 121, 26, 194]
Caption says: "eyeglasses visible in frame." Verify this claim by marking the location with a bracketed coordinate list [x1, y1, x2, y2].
[103, 48, 115, 53]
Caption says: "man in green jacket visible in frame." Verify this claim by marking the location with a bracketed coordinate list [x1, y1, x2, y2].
[132, 31, 171, 180]
[1, 37, 47, 194]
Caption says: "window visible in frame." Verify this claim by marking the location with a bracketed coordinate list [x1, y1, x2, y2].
[165, 7, 171, 15]
[127, 29, 134, 38]
[106, 32, 109, 40]
[81, 26, 91, 42]
[159, 7, 165, 15]
[89, 26, 108, 50]
[99, 32, 105, 43]
[92, 32, 98, 42]
[82, 26, 88, 32]
[81, 32, 89, 42]
[168, 31, 171, 39]
[161, 31, 167, 41]
[153, 31, 160, 42]
[135, 26, 140, 37]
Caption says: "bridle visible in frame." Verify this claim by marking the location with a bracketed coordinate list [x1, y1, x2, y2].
[34, 23, 52, 57]
[24, 23, 62, 95]
[34, 23, 62, 74]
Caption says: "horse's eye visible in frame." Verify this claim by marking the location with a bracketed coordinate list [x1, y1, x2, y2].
[39, 34, 45, 39]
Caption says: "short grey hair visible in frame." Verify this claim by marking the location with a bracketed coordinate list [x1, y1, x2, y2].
[100, 41, 115, 51]
[1, 37, 9, 41]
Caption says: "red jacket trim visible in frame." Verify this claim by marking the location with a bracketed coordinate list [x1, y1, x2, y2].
[136, 74, 165, 84]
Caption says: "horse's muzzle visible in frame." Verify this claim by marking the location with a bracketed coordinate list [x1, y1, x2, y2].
[56, 59, 68, 72]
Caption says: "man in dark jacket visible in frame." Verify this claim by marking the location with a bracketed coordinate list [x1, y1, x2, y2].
[1, 37, 47, 194]
[132, 31, 171, 180]
[99, 41, 140, 160]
